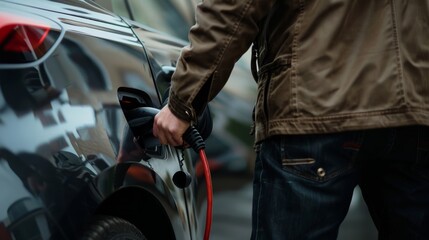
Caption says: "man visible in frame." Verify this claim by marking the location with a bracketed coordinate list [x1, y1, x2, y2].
[153, 0, 429, 239]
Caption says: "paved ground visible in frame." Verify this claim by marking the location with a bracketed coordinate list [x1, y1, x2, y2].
[210, 179, 378, 240]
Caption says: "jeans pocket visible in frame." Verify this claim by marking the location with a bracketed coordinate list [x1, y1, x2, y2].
[280, 132, 363, 182]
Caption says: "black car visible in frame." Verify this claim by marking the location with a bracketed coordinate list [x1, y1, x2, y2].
[0, 0, 212, 239]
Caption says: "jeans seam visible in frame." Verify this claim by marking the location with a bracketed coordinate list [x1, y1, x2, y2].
[282, 158, 315, 165]
[255, 152, 264, 239]
[417, 127, 421, 165]
[384, 128, 397, 155]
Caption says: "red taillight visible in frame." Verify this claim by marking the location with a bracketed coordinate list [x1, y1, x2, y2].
[1, 25, 50, 52]
[0, 12, 60, 64]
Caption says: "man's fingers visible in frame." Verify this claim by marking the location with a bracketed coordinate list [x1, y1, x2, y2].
[154, 120, 183, 146]
[157, 128, 183, 146]
[153, 105, 190, 147]
[168, 134, 183, 147]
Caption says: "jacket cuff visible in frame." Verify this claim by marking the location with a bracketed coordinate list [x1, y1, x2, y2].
[168, 91, 197, 123]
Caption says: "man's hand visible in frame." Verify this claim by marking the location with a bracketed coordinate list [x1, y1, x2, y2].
[153, 105, 190, 147]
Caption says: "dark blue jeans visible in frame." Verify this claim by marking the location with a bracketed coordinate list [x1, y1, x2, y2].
[251, 126, 429, 240]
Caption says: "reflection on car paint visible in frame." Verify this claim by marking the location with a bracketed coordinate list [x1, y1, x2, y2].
[0, 100, 95, 153]
[0, 0, 204, 239]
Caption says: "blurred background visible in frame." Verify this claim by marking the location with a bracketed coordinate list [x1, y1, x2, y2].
[93, 0, 379, 239]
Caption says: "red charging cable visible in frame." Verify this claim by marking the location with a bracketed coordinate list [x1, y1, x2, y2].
[199, 149, 212, 240]
[183, 126, 213, 240]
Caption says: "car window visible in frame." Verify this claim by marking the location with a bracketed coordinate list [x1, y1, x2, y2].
[93, 0, 196, 41]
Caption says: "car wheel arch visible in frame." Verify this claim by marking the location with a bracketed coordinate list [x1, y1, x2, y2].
[93, 186, 176, 240]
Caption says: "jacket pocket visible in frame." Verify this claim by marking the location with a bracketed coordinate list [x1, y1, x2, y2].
[263, 73, 271, 122]
[254, 73, 269, 127]
[255, 57, 292, 128]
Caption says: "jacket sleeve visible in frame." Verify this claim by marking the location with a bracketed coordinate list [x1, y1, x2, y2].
[168, 0, 275, 122]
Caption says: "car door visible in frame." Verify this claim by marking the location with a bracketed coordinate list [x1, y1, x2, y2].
[0, 0, 195, 239]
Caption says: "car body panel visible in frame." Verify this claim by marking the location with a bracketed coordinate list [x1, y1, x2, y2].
[0, 0, 199, 239]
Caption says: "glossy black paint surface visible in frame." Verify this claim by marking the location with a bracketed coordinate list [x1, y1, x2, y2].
[0, 0, 200, 239]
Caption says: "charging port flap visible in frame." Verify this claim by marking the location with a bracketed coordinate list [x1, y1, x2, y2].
[117, 87, 163, 160]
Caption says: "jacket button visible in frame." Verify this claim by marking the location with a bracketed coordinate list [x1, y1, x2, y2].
[317, 168, 326, 177]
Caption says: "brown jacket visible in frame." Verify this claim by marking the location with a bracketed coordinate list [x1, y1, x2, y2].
[168, 0, 429, 143]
